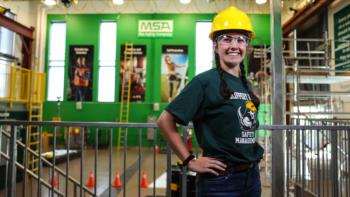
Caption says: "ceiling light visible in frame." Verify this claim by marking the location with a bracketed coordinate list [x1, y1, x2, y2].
[113, 0, 124, 5]
[180, 0, 191, 4]
[61, 0, 73, 7]
[43, 0, 57, 6]
[256, 0, 267, 4]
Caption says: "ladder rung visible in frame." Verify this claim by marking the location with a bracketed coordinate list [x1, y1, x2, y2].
[30, 132, 40, 136]
[29, 141, 39, 146]
[29, 150, 39, 154]
[31, 168, 38, 172]
[29, 158, 39, 163]
[31, 106, 41, 109]
[30, 118, 41, 121]
[30, 115, 41, 118]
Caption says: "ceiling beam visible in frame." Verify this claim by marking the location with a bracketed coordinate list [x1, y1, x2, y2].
[0, 14, 34, 40]
[282, 0, 334, 37]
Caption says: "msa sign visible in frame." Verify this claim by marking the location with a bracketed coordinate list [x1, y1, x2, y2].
[138, 20, 173, 37]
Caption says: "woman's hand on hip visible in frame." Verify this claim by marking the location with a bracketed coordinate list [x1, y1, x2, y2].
[188, 157, 226, 176]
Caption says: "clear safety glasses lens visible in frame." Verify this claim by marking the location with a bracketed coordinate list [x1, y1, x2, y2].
[217, 34, 250, 46]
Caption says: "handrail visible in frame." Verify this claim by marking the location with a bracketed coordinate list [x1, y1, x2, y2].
[1, 121, 349, 197]
[1, 125, 94, 196]
[0, 151, 65, 197]
[1, 120, 349, 130]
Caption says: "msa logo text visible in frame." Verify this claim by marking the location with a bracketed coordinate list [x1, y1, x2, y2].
[138, 20, 173, 37]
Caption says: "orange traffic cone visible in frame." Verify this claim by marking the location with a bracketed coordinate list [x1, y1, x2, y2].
[86, 171, 95, 188]
[113, 171, 122, 188]
[141, 172, 149, 188]
[155, 145, 159, 158]
[51, 173, 58, 188]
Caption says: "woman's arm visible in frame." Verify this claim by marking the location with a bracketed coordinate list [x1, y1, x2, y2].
[157, 110, 190, 161]
[157, 110, 226, 175]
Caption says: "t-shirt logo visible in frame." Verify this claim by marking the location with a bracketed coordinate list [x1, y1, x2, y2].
[237, 101, 258, 131]
[235, 101, 258, 144]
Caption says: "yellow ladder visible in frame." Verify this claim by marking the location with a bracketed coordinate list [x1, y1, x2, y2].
[118, 43, 134, 147]
[27, 67, 45, 173]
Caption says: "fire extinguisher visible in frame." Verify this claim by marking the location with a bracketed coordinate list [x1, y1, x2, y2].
[186, 129, 193, 154]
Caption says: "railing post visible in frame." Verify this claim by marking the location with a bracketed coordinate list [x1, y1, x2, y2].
[22, 127, 28, 197]
[138, 128, 142, 197]
[80, 127, 84, 197]
[0, 125, 2, 164]
[109, 127, 113, 197]
[348, 129, 350, 196]
[94, 128, 98, 197]
[153, 128, 157, 197]
[66, 126, 70, 197]
[7, 125, 17, 197]
[330, 130, 339, 197]
[181, 126, 188, 197]
[166, 142, 172, 197]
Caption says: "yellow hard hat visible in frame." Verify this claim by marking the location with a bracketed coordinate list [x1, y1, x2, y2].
[209, 6, 254, 40]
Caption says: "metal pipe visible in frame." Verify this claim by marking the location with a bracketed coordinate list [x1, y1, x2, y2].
[270, 0, 285, 195]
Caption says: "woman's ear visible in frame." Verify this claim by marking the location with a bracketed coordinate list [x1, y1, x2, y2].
[213, 42, 218, 52]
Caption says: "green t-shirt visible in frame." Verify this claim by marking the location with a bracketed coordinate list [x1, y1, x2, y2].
[166, 68, 264, 164]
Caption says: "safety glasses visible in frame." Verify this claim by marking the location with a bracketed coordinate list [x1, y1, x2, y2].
[216, 34, 250, 47]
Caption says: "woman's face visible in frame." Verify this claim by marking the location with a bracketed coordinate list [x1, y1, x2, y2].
[164, 55, 171, 64]
[214, 32, 249, 69]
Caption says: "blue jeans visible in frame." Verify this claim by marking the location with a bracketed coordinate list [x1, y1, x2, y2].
[196, 164, 261, 197]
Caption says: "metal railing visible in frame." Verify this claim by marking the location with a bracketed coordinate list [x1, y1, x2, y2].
[0, 120, 349, 197]
[0, 63, 45, 108]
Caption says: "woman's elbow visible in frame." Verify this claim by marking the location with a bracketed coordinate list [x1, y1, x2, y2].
[157, 111, 169, 127]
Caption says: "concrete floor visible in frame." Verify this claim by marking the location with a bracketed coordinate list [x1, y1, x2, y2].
[1, 146, 272, 197]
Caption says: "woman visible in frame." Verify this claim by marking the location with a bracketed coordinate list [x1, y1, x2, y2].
[164, 54, 184, 102]
[157, 6, 264, 197]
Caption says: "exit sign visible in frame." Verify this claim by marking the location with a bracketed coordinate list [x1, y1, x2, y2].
[138, 20, 173, 37]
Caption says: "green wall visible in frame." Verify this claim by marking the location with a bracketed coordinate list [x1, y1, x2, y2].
[44, 13, 270, 146]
